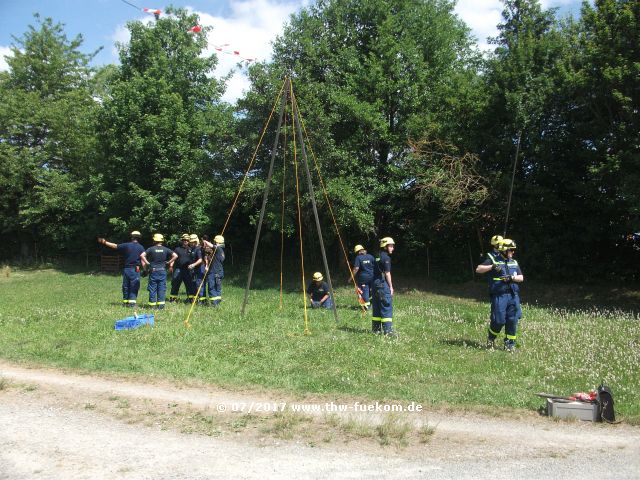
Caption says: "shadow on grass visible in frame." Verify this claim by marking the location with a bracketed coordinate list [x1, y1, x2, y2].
[338, 325, 371, 335]
[13, 259, 640, 315]
[400, 276, 640, 316]
[440, 338, 486, 350]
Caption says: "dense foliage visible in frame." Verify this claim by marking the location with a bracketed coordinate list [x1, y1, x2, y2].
[0, 0, 638, 279]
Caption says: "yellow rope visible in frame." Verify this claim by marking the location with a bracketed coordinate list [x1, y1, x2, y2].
[291, 88, 365, 311]
[221, 79, 286, 235]
[291, 83, 310, 335]
[184, 79, 287, 329]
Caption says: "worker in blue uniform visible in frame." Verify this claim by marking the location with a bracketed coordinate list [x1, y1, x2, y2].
[372, 237, 397, 337]
[203, 235, 226, 306]
[140, 233, 177, 309]
[352, 244, 375, 310]
[169, 234, 191, 302]
[475, 238, 524, 352]
[186, 234, 205, 304]
[97, 230, 145, 307]
[307, 272, 333, 309]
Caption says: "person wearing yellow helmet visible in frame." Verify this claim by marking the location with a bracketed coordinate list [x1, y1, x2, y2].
[372, 237, 397, 337]
[307, 271, 333, 309]
[97, 230, 145, 307]
[140, 234, 178, 309]
[475, 238, 524, 351]
[185, 234, 205, 303]
[351, 244, 375, 310]
[202, 234, 226, 306]
[169, 234, 192, 303]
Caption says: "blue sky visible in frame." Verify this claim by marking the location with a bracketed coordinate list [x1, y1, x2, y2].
[0, 0, 587, 102]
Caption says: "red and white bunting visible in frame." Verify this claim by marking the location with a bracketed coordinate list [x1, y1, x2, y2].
[143, 7, 162, 15]
[188, 25, 202, 33]
[212, 43, 255, 64]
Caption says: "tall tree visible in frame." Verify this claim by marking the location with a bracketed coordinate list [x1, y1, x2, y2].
[238, 0, 484, 255]
[0, 14, 99, 250]
[95, 7, 236, 240]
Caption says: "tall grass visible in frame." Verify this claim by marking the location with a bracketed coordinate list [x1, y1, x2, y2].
[0, 269, 638, 421]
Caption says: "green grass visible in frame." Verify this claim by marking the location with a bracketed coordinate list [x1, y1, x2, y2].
[0, 268, 639, 422]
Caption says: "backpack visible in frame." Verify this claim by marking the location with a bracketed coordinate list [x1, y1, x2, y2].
[596, 384, 615, 423]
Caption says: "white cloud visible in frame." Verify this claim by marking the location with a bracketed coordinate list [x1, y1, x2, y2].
[454, 0, 503, 51]
[0, 46, 13, 72]
[195, 0, 302, 102]
[455, 0, 587, 52]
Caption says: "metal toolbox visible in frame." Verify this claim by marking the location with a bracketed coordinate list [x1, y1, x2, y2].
[547, 398, 599, 421]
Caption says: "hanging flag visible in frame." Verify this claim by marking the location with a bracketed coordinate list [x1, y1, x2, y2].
[188, 25, 202, 33]
[143, 7, 162, 15]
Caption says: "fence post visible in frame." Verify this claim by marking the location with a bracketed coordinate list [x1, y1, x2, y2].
[467, 242, 475, 281]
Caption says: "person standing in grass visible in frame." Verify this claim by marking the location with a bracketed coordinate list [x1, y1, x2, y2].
[372, 237, 397, 337]
[475, 238, 524, 352]
[203, 235, 226, 306]
[140, 234, 177, 309]
[352, 244, 375, 310]
[97, 230, 145, 308]
[186, 234, 205, 304]
[169, 234, 192, 303]
[307, 272, 333, 309]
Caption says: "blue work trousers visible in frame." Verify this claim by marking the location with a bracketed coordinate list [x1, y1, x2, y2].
[311, 297, 334, 309]
[207, 273, 223, 304]
[372, 279, 393, 334]
[122, 267, 140, 306]
[488, 292, 519, 340]
[148, 269, 167, 308]
[357, 277, 373, 306]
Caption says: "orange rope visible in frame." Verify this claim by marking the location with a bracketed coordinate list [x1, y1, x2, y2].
[185, 79, 286, 329]
[291, 88, 364, 311]
[221, 79, 286, 235]
[291, 83, 310, 335]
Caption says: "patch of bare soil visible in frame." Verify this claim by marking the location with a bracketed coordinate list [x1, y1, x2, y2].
[1, 362, 639, 479]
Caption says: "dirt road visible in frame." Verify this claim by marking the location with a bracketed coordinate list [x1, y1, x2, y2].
[1, 362, 638, 479]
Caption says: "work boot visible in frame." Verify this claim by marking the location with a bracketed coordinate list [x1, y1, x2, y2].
[504, 339, 516, 352]
[372, 320, 382, 334]
[382, 322, 398, 338]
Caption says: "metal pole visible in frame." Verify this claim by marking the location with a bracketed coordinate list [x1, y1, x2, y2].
[467, 242, 474, 281]
[292, 93, 339, 324]
[241, 78, 290, 316]
[504, 130, 522, 237]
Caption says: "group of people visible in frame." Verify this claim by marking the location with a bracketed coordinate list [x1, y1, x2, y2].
[308, 236, 398, 337]
[99, 229, 522, 350]
[97, 231, 225, 309]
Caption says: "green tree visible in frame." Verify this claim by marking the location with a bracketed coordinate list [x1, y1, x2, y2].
[0, 14, 99, 251]
[238, 0, 484, 256]
[95, 7, 236, 240]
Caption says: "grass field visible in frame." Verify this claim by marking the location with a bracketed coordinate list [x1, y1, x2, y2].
[0, 266, 639, 423]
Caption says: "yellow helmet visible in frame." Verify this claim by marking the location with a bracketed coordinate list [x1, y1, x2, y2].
[313, 272, 323, 281]
[189, 234, 199, 243]
[181, 233, 190, 241]
[491, 235, 503, 247]
[214, 235, 225, 244]
[152, 233, 164, 242]
[499, 238, 517, 252]
[130, 230, 141, 238]
[380, 237, 395, 248]
[354, 244, 365, 254]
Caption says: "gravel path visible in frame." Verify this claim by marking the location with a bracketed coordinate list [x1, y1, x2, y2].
[1, 362, 639, 480]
